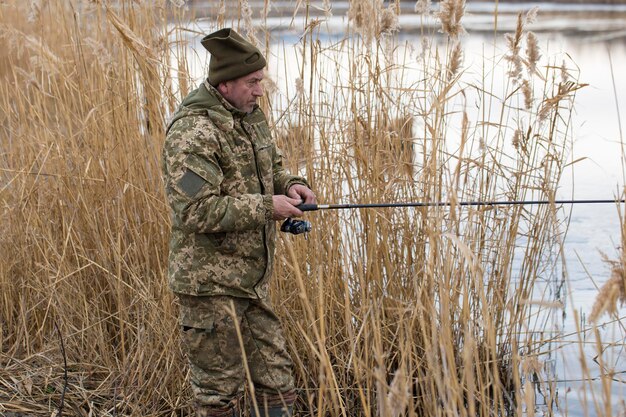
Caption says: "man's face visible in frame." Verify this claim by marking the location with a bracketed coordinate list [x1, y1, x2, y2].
[219, 69, 264, 114]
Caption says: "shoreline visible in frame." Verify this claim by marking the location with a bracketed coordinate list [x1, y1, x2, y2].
[182, 1, 626, 39]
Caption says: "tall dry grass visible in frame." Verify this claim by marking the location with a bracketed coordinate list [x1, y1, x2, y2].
[269, 3, 576, 416]
[1, 1, 183, 415]
[0, 1, 617, 416]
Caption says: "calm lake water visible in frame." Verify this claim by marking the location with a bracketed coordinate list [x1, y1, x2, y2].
[183, 2, 626, 415]
[496, 8, 626, 417]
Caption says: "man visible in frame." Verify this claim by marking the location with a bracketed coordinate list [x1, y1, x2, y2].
[162, 28, 316, 417]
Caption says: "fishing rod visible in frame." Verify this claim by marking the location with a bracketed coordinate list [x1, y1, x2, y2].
[296, 198, 626, 212]
[280, 198, 625, 234]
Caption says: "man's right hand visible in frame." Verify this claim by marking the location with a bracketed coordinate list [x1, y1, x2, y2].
[272, 195, 303, 220]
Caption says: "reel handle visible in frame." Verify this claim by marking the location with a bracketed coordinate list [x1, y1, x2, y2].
[296, 204, 319, 212]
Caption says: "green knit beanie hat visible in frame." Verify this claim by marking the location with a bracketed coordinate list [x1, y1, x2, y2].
[201, 28, 267, 87]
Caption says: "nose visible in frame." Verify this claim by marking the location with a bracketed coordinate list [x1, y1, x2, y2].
[252, 83, 264, 97]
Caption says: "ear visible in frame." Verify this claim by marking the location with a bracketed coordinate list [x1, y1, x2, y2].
[217, 82, 228, 96]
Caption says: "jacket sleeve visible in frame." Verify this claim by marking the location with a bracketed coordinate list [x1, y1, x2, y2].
[271, 144, 310, 195]
[163, 117, 273, 234]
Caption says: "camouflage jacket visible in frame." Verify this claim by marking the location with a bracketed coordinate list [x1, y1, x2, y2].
[162, 80, 308, 298]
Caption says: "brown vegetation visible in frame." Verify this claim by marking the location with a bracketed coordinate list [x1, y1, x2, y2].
[0, 1, 621, 416]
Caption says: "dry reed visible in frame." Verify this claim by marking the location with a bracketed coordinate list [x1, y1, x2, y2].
[414, 0, 431, 15]
[0, 1, 620, 417]
[438, 0, 466, 38]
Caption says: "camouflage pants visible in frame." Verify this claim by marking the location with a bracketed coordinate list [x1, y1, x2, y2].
[177, 294, 295, 409]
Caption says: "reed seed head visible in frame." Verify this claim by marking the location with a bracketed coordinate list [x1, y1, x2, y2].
[448, 40, 463, 80]
[415, 0, 431, 15]
[522, 79, 533, 110]
[512, 128, 525, 153]
[295, 77, 304, 96]
[589, 263, 626, 322]
[504, 13, 527, 82]
[525, 6, 539, 25]
[438, 0, 466, 38]
[242, 0, 260, 46]
[380, 6, 400, 37]
[387, 368, 410, 417]
[348, 0, 399, 42]
[525, 32, 541, 75]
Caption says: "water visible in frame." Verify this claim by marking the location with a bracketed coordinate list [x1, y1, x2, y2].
[537, 26, 626, 417]
[180, 3, 626, 414]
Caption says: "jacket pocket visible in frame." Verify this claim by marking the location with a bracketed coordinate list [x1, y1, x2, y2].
[196, 232, 236, 254]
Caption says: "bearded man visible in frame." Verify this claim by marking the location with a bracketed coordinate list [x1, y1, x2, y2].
[162, 28, 315, 417]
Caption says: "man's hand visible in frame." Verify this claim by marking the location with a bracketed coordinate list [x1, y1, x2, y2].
[272, 195, 304, 220]
[287, 184, 317, 205]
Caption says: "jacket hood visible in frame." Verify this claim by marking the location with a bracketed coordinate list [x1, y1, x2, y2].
[180, 81, 219, 110]
[166, 81, 236, 133]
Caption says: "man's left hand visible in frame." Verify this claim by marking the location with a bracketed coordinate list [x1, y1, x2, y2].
[287, 184, 317, 205]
